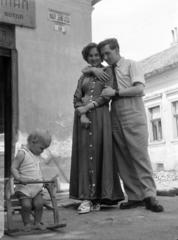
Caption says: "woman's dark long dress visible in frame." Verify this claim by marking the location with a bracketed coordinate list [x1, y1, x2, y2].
[69, 67, 124, 204]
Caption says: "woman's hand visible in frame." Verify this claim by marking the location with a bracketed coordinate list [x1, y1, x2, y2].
[82, 66, 109, 82]
[92, 68, 110, 82]
[76, 106, 88, 116]
[80, 114, 90, 129]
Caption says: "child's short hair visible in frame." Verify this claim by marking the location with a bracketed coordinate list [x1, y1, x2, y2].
[27, 129, 51, 147]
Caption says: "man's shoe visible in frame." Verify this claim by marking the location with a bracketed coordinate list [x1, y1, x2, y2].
[120, 200, 145, 210]
[144, 197, 164, 212]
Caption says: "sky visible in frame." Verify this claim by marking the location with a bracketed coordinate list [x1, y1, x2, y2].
[92, 0, 178, 61]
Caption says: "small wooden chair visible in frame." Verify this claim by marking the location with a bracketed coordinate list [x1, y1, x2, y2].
[4, 177, 66, 234]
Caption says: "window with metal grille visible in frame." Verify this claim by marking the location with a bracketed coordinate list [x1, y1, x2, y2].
[172, 101, 178, 138]
[149, 106, 162, 141]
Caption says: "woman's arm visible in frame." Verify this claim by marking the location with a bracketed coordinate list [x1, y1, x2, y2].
[91, 67, 114, 105]
[73, 75, 85, 109]
[77, 67, 114, 114]
[82, 66, 109, 82]
[76, 68, 114, 115]
[76, 101, 99, 116]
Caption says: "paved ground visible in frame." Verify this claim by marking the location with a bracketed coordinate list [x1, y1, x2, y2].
[0, 180, 178, 240]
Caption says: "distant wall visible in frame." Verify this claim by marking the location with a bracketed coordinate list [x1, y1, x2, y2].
[15, 0, 94, 182]
[143, 67, 178, 171]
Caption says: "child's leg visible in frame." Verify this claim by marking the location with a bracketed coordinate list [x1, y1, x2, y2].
[19, 198, 32, 227]
[33, 193, 44, 225]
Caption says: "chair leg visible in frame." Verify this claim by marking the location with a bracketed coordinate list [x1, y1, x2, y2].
[45, 184, 60, 224]
[5, 180, 14, 230]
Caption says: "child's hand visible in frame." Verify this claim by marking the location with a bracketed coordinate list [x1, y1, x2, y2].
[80, 114, 90, 129]
[18, 177, 30, 185]
[76, 106, 88, 116]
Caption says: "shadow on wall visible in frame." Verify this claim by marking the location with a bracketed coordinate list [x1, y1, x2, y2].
[41, 155, 71, 184]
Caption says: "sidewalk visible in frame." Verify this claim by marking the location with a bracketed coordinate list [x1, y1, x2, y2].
[1, 180, 178, 240]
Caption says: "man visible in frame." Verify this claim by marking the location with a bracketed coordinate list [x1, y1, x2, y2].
[98, 38, 163, 212]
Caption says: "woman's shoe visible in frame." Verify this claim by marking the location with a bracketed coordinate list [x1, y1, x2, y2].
[93, 203, 101, 211]
[78, 200, 93, 214]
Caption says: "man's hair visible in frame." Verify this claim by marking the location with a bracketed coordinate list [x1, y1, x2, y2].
[97, 38, 120, 52]
[27, 129, 51, 147]
[82, 42, 99, 62]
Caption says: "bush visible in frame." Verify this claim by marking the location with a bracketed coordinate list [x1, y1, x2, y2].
[157, 188, 178, 196]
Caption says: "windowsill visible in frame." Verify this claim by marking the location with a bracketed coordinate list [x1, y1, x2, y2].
[149, 140, 166, 146]
[171, 138, 178, 144]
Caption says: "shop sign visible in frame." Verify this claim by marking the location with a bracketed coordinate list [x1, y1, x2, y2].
[54, 23, 66, 33]
[0, 0, 36, 28]
[48, 9, 71, 25]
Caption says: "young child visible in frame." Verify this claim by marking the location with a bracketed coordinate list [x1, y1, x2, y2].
[11, 129, 51, 231]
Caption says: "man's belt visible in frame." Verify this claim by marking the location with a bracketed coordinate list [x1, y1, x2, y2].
[112, 96, 129, 100]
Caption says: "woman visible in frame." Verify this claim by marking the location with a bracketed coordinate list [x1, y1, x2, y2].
[69, 43, 124, 214]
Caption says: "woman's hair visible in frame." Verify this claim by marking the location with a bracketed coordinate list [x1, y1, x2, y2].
[81, 42, 99, 62]
[98, 38, 120, 52]
[27, 129, 51, 147]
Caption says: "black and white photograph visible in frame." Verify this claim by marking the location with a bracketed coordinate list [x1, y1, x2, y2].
[0, 0, 178, 239]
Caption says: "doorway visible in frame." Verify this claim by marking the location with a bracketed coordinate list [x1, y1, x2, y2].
[0, 23, 18, 179]
[0, 50, 12, 178]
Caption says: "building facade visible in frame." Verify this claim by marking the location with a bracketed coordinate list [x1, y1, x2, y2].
[0, 0, 100, 181]
[140, 44, 178, 171]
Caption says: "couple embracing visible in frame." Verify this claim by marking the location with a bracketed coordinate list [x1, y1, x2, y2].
[69, 38, 164, 214]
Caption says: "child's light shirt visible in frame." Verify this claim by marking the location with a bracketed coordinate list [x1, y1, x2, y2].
[15, 146, 43, 198]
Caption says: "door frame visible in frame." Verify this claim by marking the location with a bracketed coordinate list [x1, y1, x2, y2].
[0, 23, 18, 177]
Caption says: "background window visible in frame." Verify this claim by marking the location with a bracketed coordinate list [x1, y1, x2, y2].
[149, 106, 162, 141]
[172, 101, 178, 138]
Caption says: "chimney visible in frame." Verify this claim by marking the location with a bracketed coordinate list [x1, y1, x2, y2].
[171, 30, 175, 42]
[174, 27, 178, 42]
[170, 29, 178, 47]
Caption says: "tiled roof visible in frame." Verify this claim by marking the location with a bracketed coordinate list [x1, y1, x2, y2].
[139, 44, 178, 78]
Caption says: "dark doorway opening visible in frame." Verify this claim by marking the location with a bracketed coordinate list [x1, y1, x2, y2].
[0, 49, 12, 178]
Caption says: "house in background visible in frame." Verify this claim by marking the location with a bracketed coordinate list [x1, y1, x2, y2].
[0, 0, 101, 182]
[139, 28, 178, 171]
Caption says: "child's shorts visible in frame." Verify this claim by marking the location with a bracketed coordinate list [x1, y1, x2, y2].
[15, 190, 43, 200]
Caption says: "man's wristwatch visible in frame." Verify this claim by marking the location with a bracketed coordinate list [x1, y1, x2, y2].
[115, 89, 120, 97]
